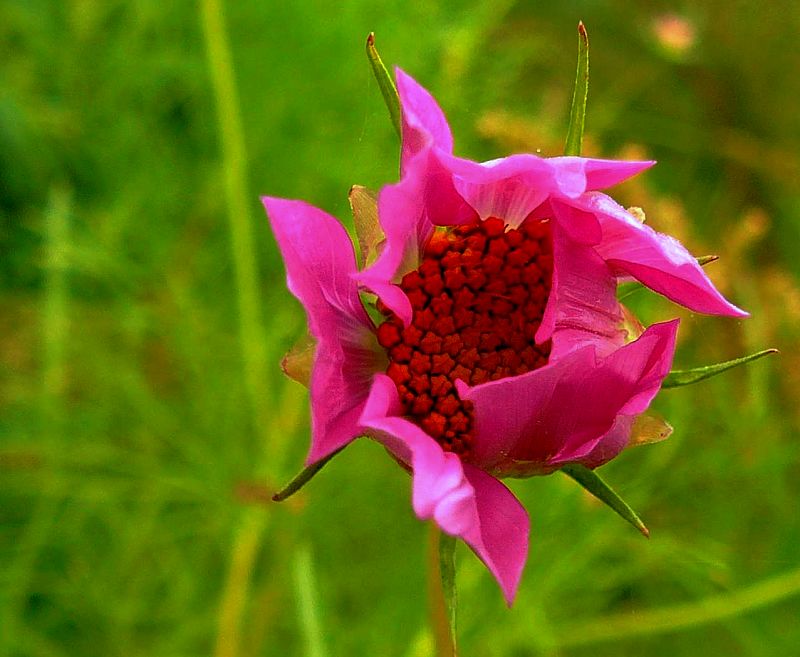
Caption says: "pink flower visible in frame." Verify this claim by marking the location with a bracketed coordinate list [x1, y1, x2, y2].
[262, 69, 746, 604]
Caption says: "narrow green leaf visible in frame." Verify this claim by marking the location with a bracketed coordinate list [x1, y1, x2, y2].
[662, 349, 777, 389]
[272, 449, 342, 502]
[618, 255, 718, 300]
[562, 463, 649, 538]
[564, 21, 589, 156]
[366, 32, 401, 137]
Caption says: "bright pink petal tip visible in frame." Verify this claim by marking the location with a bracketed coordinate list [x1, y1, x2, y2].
[547, 157, 655, 198]
[360, 375, 529, 604]
[395, 67, 454, 169]
[263, 197, 380, 463]
[582, 193, 748, 317]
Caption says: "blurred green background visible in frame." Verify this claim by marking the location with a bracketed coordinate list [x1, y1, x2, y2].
[2, 1, 799, 656]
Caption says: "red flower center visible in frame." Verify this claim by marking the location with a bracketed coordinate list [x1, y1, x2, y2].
[376, 217, 553, 458]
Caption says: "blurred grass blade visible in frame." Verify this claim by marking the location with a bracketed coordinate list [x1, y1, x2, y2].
[562, 464, 649, 537]
[618, 255, 718, 300]
[294, 544, 329, 657]
[428, 526, 457, 657]
[366, 33, 401, 137]
[349, 185, 384, 268]
[272, 449, 342, 502]
[662, 349, 778, 388]
[564, 21, 589, 156]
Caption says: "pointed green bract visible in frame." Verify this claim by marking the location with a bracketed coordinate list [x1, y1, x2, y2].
[366, 33, 402, 138]
[561, 463, 650, 537]
[272, 448, 342, 502]
[662, 348, 777, 388]
[564, 22, 589, 156]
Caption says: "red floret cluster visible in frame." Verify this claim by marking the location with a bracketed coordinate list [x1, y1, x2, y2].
[376, 216, 553, 458]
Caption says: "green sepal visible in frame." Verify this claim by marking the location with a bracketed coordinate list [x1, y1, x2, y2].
[564, 21, 589, 156]
[561, 463, 649, 537]
[272, 448, 342, 502]
[366, 33, 401, 137]
[349, 185, 384, 268]
[627, 411, 673, 448]
[618, 255, 718, 301]
[281, 333, 315, 387]
[662, 348, 777, 389]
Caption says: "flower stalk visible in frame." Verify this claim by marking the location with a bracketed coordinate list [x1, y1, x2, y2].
[428, 526, 458, 657]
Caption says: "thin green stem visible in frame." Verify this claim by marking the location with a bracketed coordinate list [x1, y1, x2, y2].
[428, 526, 457, 657]
[556, 566, 800, 648]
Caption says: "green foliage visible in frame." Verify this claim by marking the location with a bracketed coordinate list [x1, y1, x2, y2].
[1, 2, 799, 657]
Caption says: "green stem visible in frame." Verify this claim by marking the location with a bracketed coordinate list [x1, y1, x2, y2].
[428, 526, 457, 657]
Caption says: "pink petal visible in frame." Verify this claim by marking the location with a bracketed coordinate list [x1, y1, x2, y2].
[580, 193, 748, 317]
[360, 375, 529, 604]
[263, 197, 381, 464]
[396, 68, 454, 171]
[436, 153, 555, 228]
[461, 464, 529, 605]
[355, 150, 472, 325]
[549, 157, 655, 194]
[459, 320, 679, 472]
[575, 415, 635, 470]
[354, 157, 430, 325]
[537, 218, 625, 360]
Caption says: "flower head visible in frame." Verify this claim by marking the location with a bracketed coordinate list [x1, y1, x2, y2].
[263, 69, 745, 604]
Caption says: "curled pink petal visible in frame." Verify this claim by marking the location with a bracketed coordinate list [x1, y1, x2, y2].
[263, 197, 382, 463]
[396, 68, 454, 170]
[355, 150, 472, 325]
[581, 193, 748, 317]
[538, 218, 624, 360]
[360, 375, 529, 603]
[459, 320, 679, 473]
[576, 415, 636, 470]
[437, 153, 555, 228]
[461, 464, 530, 605]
